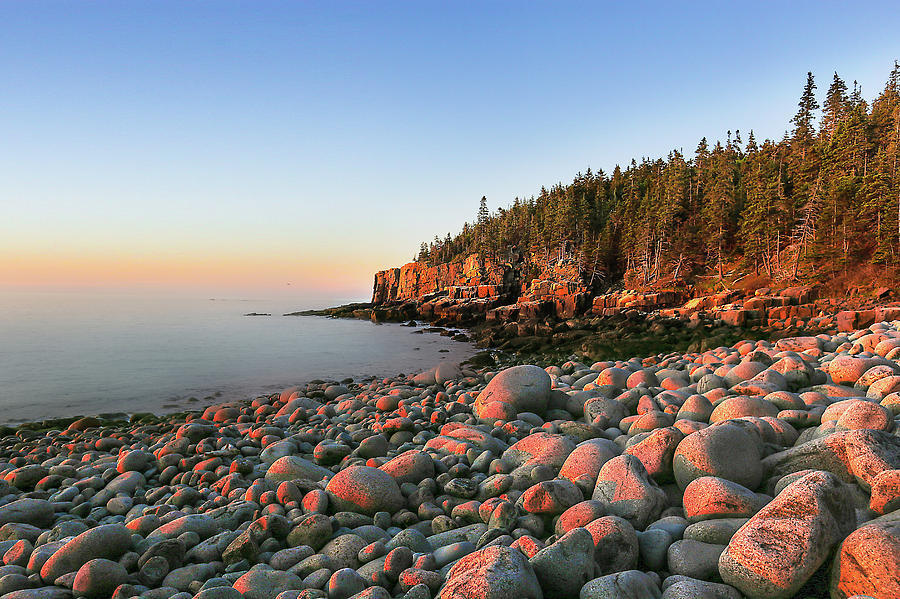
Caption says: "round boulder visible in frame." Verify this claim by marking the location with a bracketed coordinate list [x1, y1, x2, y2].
[474, 365, 551, 421]
[72, 558, 128, 598]
[232, 569, 303, 599]
[325, 466, 403, 516]
[441, 544, 542, 599]
[829, 518, 900, 599]
[673, 424, 763, 490]
[379, 450, 434, 485]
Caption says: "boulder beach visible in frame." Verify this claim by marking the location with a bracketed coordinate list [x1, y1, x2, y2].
[0, 320, 898, 599]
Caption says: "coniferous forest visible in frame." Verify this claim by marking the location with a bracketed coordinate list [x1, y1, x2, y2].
[416, 65, 900, 290]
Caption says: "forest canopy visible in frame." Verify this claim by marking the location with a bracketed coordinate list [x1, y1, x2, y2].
[415, 64, 900, 289]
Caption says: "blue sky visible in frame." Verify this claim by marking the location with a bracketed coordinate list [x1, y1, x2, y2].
[2, 1, 898, 300]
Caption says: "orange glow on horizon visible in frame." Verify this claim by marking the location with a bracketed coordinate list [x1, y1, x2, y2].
[0, 248, 378, 295]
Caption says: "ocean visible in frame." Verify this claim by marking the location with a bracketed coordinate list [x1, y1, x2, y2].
[0, 290, 475, 424]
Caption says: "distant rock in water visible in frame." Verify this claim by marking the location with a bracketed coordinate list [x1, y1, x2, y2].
[243, 312, 271, 316]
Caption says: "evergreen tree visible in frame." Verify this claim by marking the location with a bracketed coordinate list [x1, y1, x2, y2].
[822, 72, 848, 140]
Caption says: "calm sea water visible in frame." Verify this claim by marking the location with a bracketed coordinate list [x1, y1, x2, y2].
[0, 290, 475, 424]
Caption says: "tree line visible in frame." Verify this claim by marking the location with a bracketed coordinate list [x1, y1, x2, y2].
[415, 63, 900, 288]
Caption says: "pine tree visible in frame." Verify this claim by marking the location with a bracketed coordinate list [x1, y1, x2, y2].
[822, 72, 848, 141]
[476, 196, 489, 255]
[792, 72, 820, 159]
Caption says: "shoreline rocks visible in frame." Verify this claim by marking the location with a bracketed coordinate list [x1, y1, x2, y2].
[0, 322, 899, 599]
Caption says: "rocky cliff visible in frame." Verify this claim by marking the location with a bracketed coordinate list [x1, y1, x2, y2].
[367, 251, 900, 338]
[371, 253, 520, 305]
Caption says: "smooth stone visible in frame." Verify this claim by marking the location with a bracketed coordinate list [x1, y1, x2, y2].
[584, 516, 639, 575]
[441, 545, 542, 599]
[667, 540, 725, 581]
[592, 455, 667, 530]
[683, 519, 748, 545]
[661, 576, 741, 599]
[147, 515, 217, 542]
[384, 529, 432, 554]
[426, 524, 487, 549]
[518, 480, 582, 516]
[637, 529, 673, 571]
[40, 524, 132, 582]
[474, 365, 552, 421]
[432, 542, 475, 568]
[72, 558, 128, 598]
[673, 424, 763, 491]
[579, 570, 661, 598]
[286, 514, 332, 551]
[0, 587, 73, 599]
[194, 587, 244, 599]
[0, 501, 54, 529]
[530, 528, 595, 599]
[265, 457, 332, 484]
[163, 563, 217, 591]
[682, 477, 768, 523]
[325, 467, 403, 516]
[232, 569, 304, 599]
[761, 429, 900, 491]
[624, 427, 684, 483]
[321, 535, 367, 570]
[326, 568, 365, 599]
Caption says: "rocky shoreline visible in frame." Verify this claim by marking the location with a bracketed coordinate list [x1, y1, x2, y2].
[0, 319, 897, 599]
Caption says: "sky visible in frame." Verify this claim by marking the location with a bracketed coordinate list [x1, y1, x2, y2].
[2, 1, 899, 302]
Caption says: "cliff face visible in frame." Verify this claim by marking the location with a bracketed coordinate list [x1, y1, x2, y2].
[372, 254, 516, 304]
[368, 252, 899, 332]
